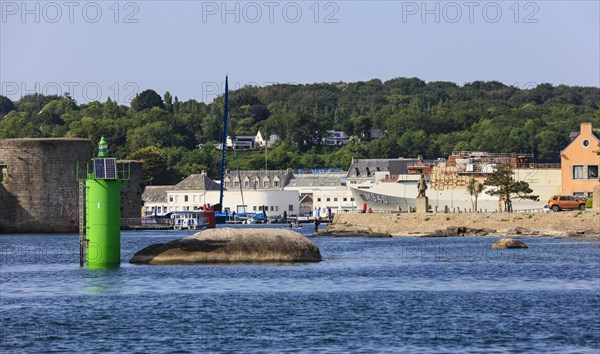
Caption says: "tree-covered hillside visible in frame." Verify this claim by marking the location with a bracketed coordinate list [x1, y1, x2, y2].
[1, 78, 598, 184]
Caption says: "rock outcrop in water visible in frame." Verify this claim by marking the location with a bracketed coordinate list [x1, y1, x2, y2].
[318, 223, 391, 238]
[492, 238, 528, 249]
[130, 228, 322, 264]
[423, 226, 497, 237]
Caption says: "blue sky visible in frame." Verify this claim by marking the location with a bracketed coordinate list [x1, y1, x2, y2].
[1, 1, 599, 104]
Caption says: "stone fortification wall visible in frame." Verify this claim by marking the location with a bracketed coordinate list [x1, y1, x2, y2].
[0, 138, 91, 233]
[120, 160, 144, 222]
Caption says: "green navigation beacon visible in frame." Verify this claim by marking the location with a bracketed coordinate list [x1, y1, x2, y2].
[77, 138, 130, 268]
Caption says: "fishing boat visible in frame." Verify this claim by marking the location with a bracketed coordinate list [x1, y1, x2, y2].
[170, 211, 210, 230]
[347, 152, 562, 212]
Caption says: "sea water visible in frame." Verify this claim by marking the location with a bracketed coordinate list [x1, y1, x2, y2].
[1, 224, 599, 353]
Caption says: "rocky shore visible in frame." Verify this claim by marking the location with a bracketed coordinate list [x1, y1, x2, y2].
[130, 228, 322, 264]
[323, 211, 600, 238]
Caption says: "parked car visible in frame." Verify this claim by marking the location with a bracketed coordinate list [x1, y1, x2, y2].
[547, 195, 587, 212]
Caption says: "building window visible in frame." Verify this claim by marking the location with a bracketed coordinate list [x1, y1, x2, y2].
[273, 180, 279, 187]
[244, 180, 250, 188]
[253, 206, 257, 211]
[0, 165, 7, 184]
[270, 206, 274, 211]
[573, 166, 584, 179]
[343, 198, 347, 202]
[193, 195, 197, 202]
[275, 206, 279, 211]
[351, 198, 354, 201]
[175, 196, 179, 202]
[184, 206, 189, 211]
[184, 195, 188, 202]
[326, 198, 330, 202]
[317, 198, 321, 202]
[169, 196, 173, 202]
[334, 198, 338, 202]
[582, 139, 590, 147]
[289, 205, 294, 212]
[588, 165, 598, 179]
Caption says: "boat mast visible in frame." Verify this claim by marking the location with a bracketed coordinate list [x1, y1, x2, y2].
[219, 76, 229, 208]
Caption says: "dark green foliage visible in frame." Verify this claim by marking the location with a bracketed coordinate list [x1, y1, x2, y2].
[131, 89, 165, 112]
[126, 146, 168, 184]
[0, 95, 15, 117]
[2, 79, 599, 181]
[484, 164, 538, 212]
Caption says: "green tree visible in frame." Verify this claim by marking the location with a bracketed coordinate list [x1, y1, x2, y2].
[0, 111, 40, 138]
[126, 146, 168, 184]
[0, 95, 15, 117]
[484, 164, 538, 212]
[37, 98, 78, 126]
[467, 178, 484, 212]
[131, 89, 165, 112]
[164, 91, 173, 113]
[102, 97, 121, 119]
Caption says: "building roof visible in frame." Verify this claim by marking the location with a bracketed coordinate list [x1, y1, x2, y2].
[287, 173, 346, 188]
[562, 123, 600, 154]
[299, 194, 313, 203]
[175, 174, 221, 191]
[142, 186, 170, 203]
[223, 169, 294, 189]
[569, 130, 600, 141]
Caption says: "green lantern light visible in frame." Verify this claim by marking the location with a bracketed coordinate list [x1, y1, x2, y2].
[98, 137, 108, 157]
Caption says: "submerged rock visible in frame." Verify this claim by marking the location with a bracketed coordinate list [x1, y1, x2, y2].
[492, 238, 528, 249]
[130, 228, 322, 264]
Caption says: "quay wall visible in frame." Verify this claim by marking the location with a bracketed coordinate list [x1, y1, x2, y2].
[332, 210, 600, 237]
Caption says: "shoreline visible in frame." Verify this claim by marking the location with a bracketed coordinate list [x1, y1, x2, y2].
[327, 211, 600, 238]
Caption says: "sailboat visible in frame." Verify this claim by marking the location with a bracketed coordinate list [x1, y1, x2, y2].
[213, 76, 230, 224]
[212, 76, 270, 224]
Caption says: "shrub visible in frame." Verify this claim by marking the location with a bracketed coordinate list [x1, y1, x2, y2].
[586, 198, 593, 209]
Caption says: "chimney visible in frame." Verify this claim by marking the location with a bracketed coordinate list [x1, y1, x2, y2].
[581, 122, 593, 135]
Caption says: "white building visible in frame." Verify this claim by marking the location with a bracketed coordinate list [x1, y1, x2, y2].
[142, 170, 300, 217]
[285, 172, 355, 216]
[255, 131, 279, 148]
[166, 189, 298, 216]
[142, 186, 171, 216]
[323, 130, 350, 146]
